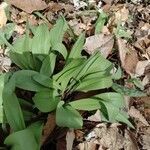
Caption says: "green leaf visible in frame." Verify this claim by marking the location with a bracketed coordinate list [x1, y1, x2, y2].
[22, 110, 33, 121]
[28, 122, 43, 149]
[68, 33, 85, 59]
[56, 101, 83, 129]
[116, 112, 134, 128]
[95, 92, 124, 108]
[75, 76, 113, 92]
[4, 122, 43, 150]
[115, 23, 132, 39]
[52, 43, 67, 59]
[49, 16, 68, 46]
[128, 78, 144, 90]
[5, 129, 38, 150]
[33, 73, 61, 90]
[31, 24, 51, 54]
[112, 66, 122, 80]
[0, 74, 7, 123]
[13, 70, 47, 92]
[112, 83, 146, 97]
[75, 52, 112, 81]
[33, 90, 60, 112]
[40, 53, 56, 76]
[13, 33, 32, 54]
[0, 23, 15, 45]
[53, 58, 85, 91]
[95, 11, 108, 34]
[95, 92, 134, 128]
[3, 77, 25, 131]
[69, 99, 101, 110]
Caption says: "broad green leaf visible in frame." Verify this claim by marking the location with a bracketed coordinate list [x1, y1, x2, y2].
[112, 66, 122, 80]
[49, 16, 68, 46]
[9, 51, 36, 70]
[33, 90, 60, 112]
[115, 23, 132, 39]
[52, 43, 67, 59]
[54, 58, 85, 81]
[40, 53, 56, 76]
[0, 23, 15, 45]
[3, 78, 25, 131]
[128, 78, 144, 90]
[75, 76, 113, 92]
[68, 33, 85, 59]
[69, 99, 101, 110]
[95, 92, 125, 121]
[56, 101, 83, 129]
[22, 110, 33, 121]
[95, 11, 108, 34]
[31, 24, 51, 54]
[13, 70, 47, 92]
[53, 58, 85, 91]
[5, 129, 38, 150]
[80, 71, 110, 81]
[28, 122, 43, 149]
[0, 74, 6, 123]
[115, 112, 134, 128]
[112, 83, 146, 97]
[33, 73, 61, 90]
[75, 52, 112, 81]
[95, 92, 124, 108]
[13, 33, 31, 53]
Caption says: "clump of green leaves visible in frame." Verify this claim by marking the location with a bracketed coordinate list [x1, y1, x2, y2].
[0, 16, 136, 150]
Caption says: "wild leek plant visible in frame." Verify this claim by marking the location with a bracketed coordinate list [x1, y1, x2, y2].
[0, 17, 134, 150]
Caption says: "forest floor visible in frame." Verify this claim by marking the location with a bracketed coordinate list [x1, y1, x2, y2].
[0, 0, 150, 150]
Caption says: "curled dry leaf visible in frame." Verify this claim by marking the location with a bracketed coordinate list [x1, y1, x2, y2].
[135, 60, 150, 76]
[9, 0, 47, 13]
[78, 141, 97, 150]
[41, 114, 56, 144]
[129, 106, 149, 126]
[66, 129, 75, 150]
[0, 2, 8, 28]
[124, 130, 138, 150]
[117, 38, 127, 67]
[87, 110, 101, 122]
[84, 34, 114, 58]
[114, 6, 129, 23]
[117, 38, 139, 74]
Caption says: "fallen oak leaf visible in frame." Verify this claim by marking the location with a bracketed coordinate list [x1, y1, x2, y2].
[84, 34, 114, 58]
[129, 106, 149, 126]
[135, 60, 150, 77]
[117, 38, 139, 74]
[8, 0, 47, 13]
[66, 129, 75, 150]
[0, 2, 8, 28]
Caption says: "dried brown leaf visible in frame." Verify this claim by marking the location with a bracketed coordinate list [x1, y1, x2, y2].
[124, 130, 138, 150]
[87, 110, 101, 122]
[9, 0, 47, 13]
[115, 6, 129, 23]
[117, 38, 128, 67]
[41, 113, 56, 144]
[135, 60, 150, 76]
[84, 34, 114, 58]
[118, 38, 139, 74]
[66, 129, 75, 150]
[78, 141, 97, 150]
[124, 48, 139, 74]
[0, 2, 8, 28]
[129, 106, 149, 126]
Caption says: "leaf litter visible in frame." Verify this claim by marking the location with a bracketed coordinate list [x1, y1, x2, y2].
[0, 0, 150, 150]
